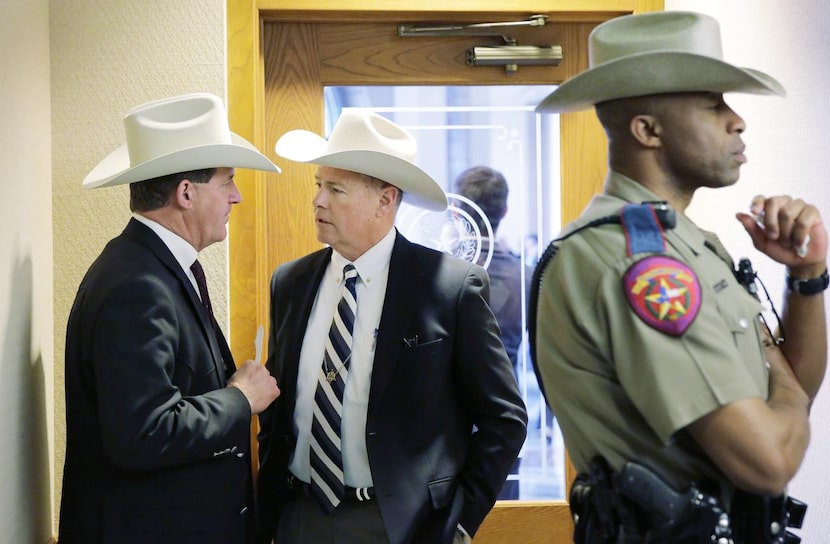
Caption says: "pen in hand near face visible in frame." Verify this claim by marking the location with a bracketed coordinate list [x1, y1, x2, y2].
[754, 211, 811, 258]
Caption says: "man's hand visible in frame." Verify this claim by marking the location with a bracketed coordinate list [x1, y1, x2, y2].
[736, 194, 828, 277]
[737, 194, 828, 401]
[228, 359, 280, 414]
[453, 528, 472, 544]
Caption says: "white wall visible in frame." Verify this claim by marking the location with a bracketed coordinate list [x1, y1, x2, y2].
[0, 0, 54, 541]
[667, 1, 830, 539]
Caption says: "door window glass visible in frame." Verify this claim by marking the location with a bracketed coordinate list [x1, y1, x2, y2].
[325, 85, 565, 500]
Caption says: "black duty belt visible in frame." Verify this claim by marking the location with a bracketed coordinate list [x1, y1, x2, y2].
[570, 456, 808, 544]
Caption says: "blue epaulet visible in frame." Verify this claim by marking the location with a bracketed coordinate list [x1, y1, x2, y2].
[620, 203, 667, 256]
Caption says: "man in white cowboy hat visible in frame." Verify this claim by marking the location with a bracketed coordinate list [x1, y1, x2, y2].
[59, 93, 281, 544]
[255, 109, 527, 544]
[532, 10, 826, 542]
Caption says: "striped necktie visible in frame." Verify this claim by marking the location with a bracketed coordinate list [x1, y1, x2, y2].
[310, 263, 358, 513]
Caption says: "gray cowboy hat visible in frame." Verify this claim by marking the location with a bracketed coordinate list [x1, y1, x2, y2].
[536, 11, 785, 114]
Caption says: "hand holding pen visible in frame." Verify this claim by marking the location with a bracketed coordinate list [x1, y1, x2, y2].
[736, 194, 827, 273]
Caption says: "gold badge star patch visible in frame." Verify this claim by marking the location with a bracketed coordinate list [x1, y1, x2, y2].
[623, 256, 701, 336]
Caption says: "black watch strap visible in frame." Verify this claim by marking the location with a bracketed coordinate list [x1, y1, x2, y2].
[787, 268, 830, 295]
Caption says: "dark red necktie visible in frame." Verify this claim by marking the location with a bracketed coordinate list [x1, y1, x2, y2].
[190, 259, 214, 318]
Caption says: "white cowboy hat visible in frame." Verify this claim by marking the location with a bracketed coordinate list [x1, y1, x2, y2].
[274, 109, 448, 211]
[536, 11, 785, 113]
[83, 93, 280, 189]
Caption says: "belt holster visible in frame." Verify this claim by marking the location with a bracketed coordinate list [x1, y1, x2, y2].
[571, 457, 735, 544]
[570, 457, 642, 544]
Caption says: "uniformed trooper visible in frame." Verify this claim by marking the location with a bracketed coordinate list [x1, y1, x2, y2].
[531, 11, 827, 544]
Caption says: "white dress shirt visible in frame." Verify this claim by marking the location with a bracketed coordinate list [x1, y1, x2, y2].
[132, 214, 201, 296]
[289, 227, 395, 487]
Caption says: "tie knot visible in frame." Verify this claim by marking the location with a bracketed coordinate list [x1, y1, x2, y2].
[343, 264, 358, 283]
[190, 259, 206, 280]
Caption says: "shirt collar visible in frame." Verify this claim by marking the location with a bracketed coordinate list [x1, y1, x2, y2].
[604, 171, 710, 253]
[330, 227, 396, 288]
[132, 213, 199, 271]
[604, 171, 663, 203]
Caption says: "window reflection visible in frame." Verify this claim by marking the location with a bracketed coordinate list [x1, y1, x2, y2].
[325, 85, 565, 500]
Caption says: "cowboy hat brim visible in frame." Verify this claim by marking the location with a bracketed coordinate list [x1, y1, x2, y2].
[276, 129, 448, 212]
[83, 133, 280, 189]
[536, 52, 786, 113]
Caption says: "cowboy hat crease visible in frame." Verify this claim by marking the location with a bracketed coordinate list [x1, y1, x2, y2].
[275, 109, 448, 212]
[83, 92, 280, 189]
[536, 11, 785, 114]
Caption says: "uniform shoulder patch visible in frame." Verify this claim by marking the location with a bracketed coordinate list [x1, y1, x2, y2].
[622, 256, 701, 336]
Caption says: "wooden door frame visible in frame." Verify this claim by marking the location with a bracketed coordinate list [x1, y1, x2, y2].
[227, 1, 663, 542]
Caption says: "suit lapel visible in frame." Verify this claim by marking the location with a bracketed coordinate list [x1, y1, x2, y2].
[370, 233, 421, 400]
[280, 249, 331, 419]
[123, 219, 230, 386]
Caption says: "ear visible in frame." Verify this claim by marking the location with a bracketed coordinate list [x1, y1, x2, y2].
[176, 179, 193, 209]
[630, 114, 662, 148]
[375, 184, 399, 217]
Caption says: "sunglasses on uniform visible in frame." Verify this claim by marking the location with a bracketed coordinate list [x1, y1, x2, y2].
[735, 258, 784, 347]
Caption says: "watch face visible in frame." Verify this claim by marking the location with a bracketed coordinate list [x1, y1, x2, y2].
[396, 192, 495, 269]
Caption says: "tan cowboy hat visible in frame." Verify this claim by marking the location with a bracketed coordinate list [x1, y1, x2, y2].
[275, 109, 448, 211]
[83, 93, 280, 189]
[536, 11, 785, 113]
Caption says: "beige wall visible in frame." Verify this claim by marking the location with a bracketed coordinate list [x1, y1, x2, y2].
[49, 0, 227, 536]
[0, 0, 54, 540]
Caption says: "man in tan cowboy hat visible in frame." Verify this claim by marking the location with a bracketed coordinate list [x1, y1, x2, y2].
[531, 10, 827, 543]
[255, 109, 527, 544]
[59, 93, 281, 544]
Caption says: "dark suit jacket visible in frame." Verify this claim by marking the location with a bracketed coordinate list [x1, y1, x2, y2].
[256, 231, 528, 544]
[59, 219, 254, 544]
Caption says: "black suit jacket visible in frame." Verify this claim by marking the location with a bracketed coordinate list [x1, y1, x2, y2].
[59, 219, 254, 544]
[257, 231, 527, 544]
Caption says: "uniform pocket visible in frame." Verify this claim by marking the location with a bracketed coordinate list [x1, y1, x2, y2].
[714, 293, 766, 369]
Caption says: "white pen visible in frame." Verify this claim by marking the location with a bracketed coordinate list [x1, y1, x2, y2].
[254, 324, 264, 365]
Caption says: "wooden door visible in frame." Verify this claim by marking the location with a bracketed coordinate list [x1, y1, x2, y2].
[227, 2, 662, 542]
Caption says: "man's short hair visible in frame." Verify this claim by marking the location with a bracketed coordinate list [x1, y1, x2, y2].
[129, 168, 216, 212]
[360, 172, 403, 207]
[454, 166, 509, 234]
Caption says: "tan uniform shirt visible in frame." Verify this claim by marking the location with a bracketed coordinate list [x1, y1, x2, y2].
[536, 172, 768, 495]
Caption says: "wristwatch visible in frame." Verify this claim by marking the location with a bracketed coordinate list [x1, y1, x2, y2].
[786, 268, 829, 295]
